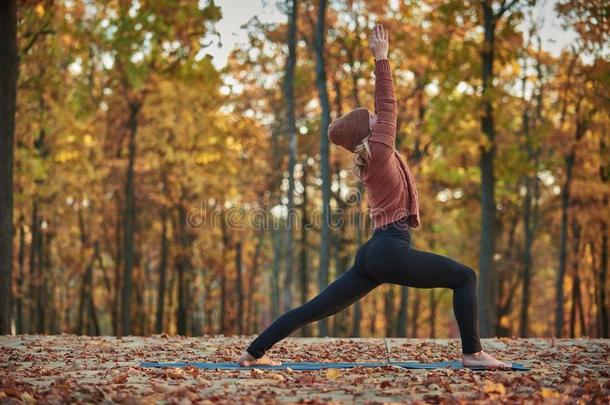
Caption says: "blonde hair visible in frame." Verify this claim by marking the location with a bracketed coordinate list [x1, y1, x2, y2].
[352, 135, 372, 179]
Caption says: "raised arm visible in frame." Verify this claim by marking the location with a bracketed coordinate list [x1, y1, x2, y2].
[368, 24, 397, 153]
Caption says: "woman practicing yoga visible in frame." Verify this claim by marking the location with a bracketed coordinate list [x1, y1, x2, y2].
[238, 24, 511, 369]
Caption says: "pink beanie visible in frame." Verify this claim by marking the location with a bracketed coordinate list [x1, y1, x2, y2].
[327, 107, 370, 152]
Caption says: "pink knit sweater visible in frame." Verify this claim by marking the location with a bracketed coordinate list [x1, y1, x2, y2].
[362, 59, 421, 229]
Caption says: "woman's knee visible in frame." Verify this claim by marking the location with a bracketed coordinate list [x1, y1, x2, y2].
[461, 265, 477, 285]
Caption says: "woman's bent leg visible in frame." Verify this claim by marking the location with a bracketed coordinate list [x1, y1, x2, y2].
[246, 265, 381, 359]
[371, 245, 482, 354]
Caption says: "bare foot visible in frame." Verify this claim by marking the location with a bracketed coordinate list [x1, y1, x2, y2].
[238, 351, 282, 367]
[462, 350, 511, 369]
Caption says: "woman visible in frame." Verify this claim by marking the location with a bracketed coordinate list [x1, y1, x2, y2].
[238, 24, 511, 369]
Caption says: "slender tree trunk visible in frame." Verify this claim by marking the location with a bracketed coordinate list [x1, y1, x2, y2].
[247, 230, 263, 334]
[283, 0, 299, 313]
[299, 163, 310, 336]
[121, 101, 141, 336]
[236, 241, 244, 334]
[478, 0, 498, 337]
[219, 209, 230, 334]
[36, 229, 46, 333]
[519, 67, 532, 338]
[369, 295, 377, 335]
[569, 220, 581, 337]
[0, 0, 17, 334]
[155, 209, 169, 334]
[520, 44, 543, 337]
[271, 227, 282, 319]
[77, 208, 89, 334]
[556, 114, 585, 337]
[176, 205, 190, 336]
[411, 290, 420, 337]
[313, 0, 332, 337]
[397, 287, 409, 337]
[429, 289, 437, 338]
[28, 202, 39, 334]
[600, 219, 609, 337]
[16, 217, 25, 333]
[112, 196, 122, 336]
[384, 287, 395, 336]
[89, 241, 101, 335]
[598, 136, 609, 337]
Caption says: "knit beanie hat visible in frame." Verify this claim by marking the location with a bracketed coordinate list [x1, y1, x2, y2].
[328, 107, 370, 152]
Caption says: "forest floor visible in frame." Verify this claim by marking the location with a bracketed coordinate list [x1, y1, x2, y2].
[0, 335, 608, 404]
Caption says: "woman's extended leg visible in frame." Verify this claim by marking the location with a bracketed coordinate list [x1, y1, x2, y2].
[243, 263, 381, 361]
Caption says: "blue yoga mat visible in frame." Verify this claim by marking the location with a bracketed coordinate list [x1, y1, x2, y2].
[140, 360, 530, 371]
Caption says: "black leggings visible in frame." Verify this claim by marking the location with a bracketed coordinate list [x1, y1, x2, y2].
[246, 218, 483, 358]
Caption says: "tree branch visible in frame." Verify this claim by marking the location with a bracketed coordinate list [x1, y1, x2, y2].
[496, 0, 520, 19]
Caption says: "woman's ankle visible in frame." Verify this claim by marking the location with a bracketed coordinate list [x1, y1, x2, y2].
[463, 349, 483, 357]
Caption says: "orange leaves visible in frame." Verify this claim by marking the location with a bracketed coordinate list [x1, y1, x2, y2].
[111, 373, 129, 384]
[483, 381, 506, 395]
[4, 336, 610, 403]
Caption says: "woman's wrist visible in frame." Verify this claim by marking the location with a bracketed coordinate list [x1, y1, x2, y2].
[374, 55, 388, 61]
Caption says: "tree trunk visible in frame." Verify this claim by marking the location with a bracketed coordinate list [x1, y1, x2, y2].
[121, 101, 141, 336]
[0, 0, 17, 334]
[384, 287, 395, 336]
[155, 209, 169, 334]
[556, 108, 585, 337]
[600, 219, 609, 337]
[236, 241, 244, 335]
[313, 0, 332, 337]
[478, 0, 498, 337]
[247, 229, 264, 335]
[112, 196, 122, 336]
[411, 290, 420, 337]
[77, 208, 89, 334]
[176, 205, 191, 336]
[569, 220, 587, 337]
[87, 242, 101, 336]
[28, 202, 39, 334]
[369, 295, 377, 335]
[299, 162, 310, 337]
[397, 287, 409, 337]
[283, 0, 298, 313]
[16, 217, 25, 333]
[598, 136, 609, 338]
[271, 227, 282, 320]
[36, 228, 46, 333]
[429, 289, 437, 338]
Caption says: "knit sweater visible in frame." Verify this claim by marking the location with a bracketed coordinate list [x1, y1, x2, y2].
[362, 58, 421, 230]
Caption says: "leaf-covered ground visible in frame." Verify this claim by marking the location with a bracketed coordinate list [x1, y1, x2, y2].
[1, 335, 608, 404]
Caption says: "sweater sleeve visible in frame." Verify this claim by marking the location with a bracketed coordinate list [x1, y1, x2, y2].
[369, 58, 397, 161]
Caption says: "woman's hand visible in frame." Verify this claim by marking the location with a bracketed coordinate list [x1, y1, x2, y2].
[369, 24, 389, 60]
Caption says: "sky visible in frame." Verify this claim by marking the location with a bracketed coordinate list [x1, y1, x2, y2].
[205, 0, 578, 70]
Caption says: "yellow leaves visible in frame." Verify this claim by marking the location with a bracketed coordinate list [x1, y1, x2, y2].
[61, 34, 73, 47]
[541, 387, 561, 398]
[83, 134, 94, 147]
[55, 150, 79, 163]
[325, 368, 341, 380]
[35, 4, 45, 17]
[483, 382, 506, 395]
[20, 392, 36, 404]
[499, 315, 510, 329]
[195, 152, 221, 165]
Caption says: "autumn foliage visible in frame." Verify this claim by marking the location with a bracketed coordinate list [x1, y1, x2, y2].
[2, 0, 608, 344]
